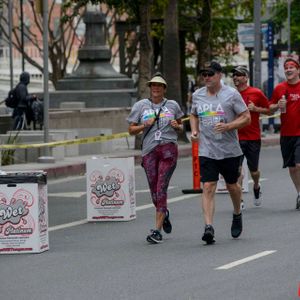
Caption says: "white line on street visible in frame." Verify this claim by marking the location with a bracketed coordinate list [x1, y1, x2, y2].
[215, 250, 277, 270]
[48, 192, 86, 198]
[49, 193, 197, 232]
[135, 186, 175, 193]
[48, 186, 177, 197]
[49, 220, 88, 232]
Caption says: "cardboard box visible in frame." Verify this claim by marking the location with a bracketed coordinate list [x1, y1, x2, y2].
[86, 157, 136, 221]
[0, 172, 49, 254]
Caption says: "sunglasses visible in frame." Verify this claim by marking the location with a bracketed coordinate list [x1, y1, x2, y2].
[201, 71, 215, 77]
[232, 72, 245, 77]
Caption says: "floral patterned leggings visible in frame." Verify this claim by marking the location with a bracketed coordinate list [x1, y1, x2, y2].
[142, 143, 178, 213]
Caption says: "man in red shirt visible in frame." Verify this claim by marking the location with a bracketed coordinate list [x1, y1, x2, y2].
[270, 57, 300, 209]
[232, 66, 270, 208]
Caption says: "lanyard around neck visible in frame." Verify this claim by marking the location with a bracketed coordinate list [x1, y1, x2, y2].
[149, 99, 167, 129]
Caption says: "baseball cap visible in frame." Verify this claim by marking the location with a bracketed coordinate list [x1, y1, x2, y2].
[231, 66, 249, 77]
[199, 61, 223, 73]
[284, 57, 300, 69]
[147, 73, 167, 87]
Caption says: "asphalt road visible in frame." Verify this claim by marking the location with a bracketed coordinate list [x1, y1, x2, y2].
[1, 145, 300, 300]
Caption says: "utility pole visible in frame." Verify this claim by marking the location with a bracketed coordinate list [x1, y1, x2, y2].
[287, 0, 291, 54]
[253, 0, 261, 89]
[8, 0, 14, 89]
[20, 0, 25, 71]
[43, 0, 50, 158]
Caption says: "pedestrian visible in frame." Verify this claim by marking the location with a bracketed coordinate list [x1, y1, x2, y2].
[127, 72, 184, 244]
[269, 57, 300, 209]
[12, 71, 36, 130]
[189, 61, 251, 244]
[232, 66, 270, 209]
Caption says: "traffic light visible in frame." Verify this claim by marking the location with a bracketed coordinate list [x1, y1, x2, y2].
[35, 0, 43, 14]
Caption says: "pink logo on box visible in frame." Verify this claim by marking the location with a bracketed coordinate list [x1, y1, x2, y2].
[90, 168, 126, 207]
[0, 189, 35, 236]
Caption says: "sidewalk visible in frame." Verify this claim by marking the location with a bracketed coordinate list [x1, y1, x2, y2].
[0, 133, 280, 179]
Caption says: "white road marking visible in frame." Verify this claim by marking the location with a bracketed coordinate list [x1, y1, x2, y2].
[215, 250, 277, 270]
[48, 186, 176, 197]
[248, 178, 268, 183]
[48, 192, 86, 198]
[49, 220, 88, 232]
[136, 186, 175, 193]
[49, 193, 197, 231]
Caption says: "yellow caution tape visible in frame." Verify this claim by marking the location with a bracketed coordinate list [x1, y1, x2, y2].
[0, 132, 130, 150]
[0, 113, 280, 150]
[259, 113, 280, 120]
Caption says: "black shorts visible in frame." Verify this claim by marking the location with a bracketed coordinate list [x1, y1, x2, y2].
[239, 140, 261, 172]
[280, 136, 300, 168]
[200, 156, 242, 184]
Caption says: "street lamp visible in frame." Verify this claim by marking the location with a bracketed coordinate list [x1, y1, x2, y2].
[287, 0, 291, 54]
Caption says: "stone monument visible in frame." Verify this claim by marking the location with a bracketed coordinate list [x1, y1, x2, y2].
[49, 10, 136, 108]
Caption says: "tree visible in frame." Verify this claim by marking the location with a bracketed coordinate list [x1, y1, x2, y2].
[0, 0, 84, 88]
[163, 0, 181, 103]
[269, 0, 300, 54]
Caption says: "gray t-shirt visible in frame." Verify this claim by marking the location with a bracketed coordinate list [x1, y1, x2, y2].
[127, 98, 184, 156]
[191, 84, 247, 159]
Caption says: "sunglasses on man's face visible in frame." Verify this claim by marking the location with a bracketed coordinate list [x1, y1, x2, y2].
[232, 72, 245, 77]
[201, 71, 215, 77]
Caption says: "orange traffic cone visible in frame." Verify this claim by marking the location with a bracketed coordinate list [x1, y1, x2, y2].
[182, 140, 202, 194]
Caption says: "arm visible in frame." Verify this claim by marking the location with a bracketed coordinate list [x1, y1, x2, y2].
[248, 102, 270, 114]
[189, 113, 199, 140]
[128, 122, 145, 136]
[128, 117, 156, 136]
[170, 118, 184, 132]
[215, 110, 251, 133]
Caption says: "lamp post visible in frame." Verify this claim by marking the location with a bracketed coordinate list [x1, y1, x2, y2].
[20, 0, 25, 71]
[8, 0, 14, 89]
[253, 0, 261, 88]
[287, 0, 291, 54]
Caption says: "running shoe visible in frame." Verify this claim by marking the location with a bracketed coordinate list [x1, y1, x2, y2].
[296, 195, 300, 210]
[253, 185, 262, 206]
[163, 209, 172, 234]
[241, 199, 245, 210]
[231, 213, 243, 238]
[202, 225, 215, 245]
[146, 229, 163, 244]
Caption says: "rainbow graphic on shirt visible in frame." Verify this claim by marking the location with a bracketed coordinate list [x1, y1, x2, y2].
[142, 109, 174, 121]
[198, 111, 225, 117]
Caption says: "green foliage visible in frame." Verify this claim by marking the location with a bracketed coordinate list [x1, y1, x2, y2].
[1, 132, 20, 166]
[269, 0, 300, 49]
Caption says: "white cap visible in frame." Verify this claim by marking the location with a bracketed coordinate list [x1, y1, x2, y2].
[147, 75, 167, 87]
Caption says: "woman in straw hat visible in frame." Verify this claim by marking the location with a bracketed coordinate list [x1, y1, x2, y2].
[127, 72, 184, 244]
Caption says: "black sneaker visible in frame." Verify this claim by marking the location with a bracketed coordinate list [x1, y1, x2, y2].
[162, 209, 172, 234]
[231, 213, 243, 238]
[146, 230, 163, 244]
[296, 195, 300, 210]
[202, 225, 215, 245]
[253, 185, 262, 206]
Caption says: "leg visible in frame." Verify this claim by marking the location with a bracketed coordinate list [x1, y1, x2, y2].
[201, 181, 217, 225]
[250, 170, 260, 189]
[142, 150, 159, 210]
[288, 165, 300, 194]
[155, 143, 178, 231]
[226, 182, 242, 215]
[222, 156, 243, 238]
